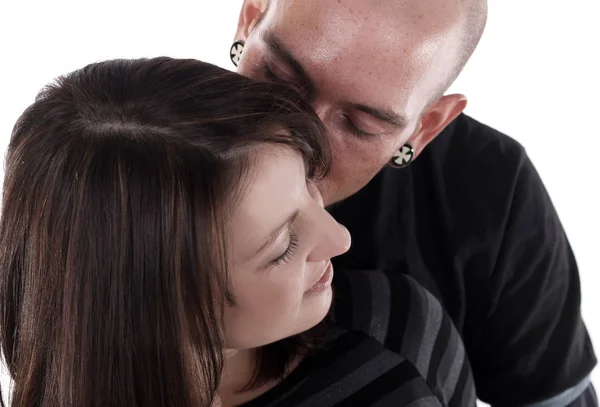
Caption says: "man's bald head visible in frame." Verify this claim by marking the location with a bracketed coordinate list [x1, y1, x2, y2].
[264, 0, 488, 100]
[235, 0, 487, 203]
[439, 0, 488, 96]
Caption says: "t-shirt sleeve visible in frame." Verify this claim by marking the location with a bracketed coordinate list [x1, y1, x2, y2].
[469, 151, 597, 406]
[333, 269, 478, 407]
[385, 273, 477, 407]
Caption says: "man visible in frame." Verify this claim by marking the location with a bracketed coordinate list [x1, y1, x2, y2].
[230, 0, 597, 405]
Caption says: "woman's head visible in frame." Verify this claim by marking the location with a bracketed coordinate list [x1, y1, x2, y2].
[223, 145, 349, 350]
[0, 57, 350, 406]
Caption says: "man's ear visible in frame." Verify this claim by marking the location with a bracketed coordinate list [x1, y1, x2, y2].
[235, 0, 269, 41]
[409, 94, 467, 158]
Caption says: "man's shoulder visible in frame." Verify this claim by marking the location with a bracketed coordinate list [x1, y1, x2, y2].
[372, 114, 531, 231]
[432, 113, 523, 155]
[422, 113, 527, 181]
[373, 114, 529, 202]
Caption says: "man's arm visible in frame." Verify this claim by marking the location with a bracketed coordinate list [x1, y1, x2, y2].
[570, 384, 598, 407]
[466, 149, 596, 406]
[524, 380, 596, 407]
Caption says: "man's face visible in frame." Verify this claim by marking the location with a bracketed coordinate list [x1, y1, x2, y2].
[236, 0, 462, 204]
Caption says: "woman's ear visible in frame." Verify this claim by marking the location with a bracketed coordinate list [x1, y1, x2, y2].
[234, 0, 269, 41]
[409, 94, 467, 158]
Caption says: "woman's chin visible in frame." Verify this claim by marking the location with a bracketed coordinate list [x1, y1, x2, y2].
[298, 286, 333, 332]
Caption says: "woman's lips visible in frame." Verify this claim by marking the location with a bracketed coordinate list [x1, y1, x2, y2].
[305, 260, 333, 296]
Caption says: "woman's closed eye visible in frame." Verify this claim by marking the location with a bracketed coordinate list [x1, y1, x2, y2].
[270, 232, 299, 267]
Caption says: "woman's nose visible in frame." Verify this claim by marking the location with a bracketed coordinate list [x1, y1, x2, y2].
[307, 213, 351, 262]
[332, 222, 351, 256]
[307, 181, 324, 208]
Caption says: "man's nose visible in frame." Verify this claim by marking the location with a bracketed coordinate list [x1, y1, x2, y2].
[311, 98, 331, 122]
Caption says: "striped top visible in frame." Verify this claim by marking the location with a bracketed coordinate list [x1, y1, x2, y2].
[241, 270, 476, 407]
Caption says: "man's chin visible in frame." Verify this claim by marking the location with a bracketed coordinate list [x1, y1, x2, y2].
[317, 174, 378, 206]
[323, 189, 357, 208]
[321, 189, 344, 207]
[321, 188, 354, 207]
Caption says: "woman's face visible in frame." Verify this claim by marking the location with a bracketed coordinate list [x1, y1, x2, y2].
[224, 146, 351, 350]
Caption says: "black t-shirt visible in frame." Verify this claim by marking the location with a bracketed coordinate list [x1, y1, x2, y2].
[328, 114, 597, 406]
[242, 270, 476, 407]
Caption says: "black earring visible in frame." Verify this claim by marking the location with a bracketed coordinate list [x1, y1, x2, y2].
[389, 144, 415, 168]
[230, 41, 245, 67]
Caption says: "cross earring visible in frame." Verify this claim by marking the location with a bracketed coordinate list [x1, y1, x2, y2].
[389, 144, 415, 168]
[230, 41, 245, 67]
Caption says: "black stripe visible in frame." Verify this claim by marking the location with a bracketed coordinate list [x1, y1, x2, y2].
[334, 360, 425, 407]
[241, 330, 367, 407]
[447, 355, 476, 407]
[371, 378, 443, 407]
[404, 396, 444, 407]
[293, 350, 403, 407]
[404, 275, 444, 377]
[426, 309, 453, 399]
[435, 316, 463, 403]
[347, 270, 373, 334]
[362, 270, 391, 344]
[332, 270, 353, 329]
[280, 332, 391, 403]
[401, 276, 429, 366]
[384, 272, 411, 353]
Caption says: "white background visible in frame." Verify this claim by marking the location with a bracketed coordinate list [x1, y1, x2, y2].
[0, 1, 598, 405]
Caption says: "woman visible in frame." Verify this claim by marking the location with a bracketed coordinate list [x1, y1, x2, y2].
[0, 57, 475, 406]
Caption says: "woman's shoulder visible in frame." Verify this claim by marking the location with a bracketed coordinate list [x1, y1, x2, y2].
[331, 270, 477, 407]
[242, 271, 476, 407]
[243, 327, 443, 407]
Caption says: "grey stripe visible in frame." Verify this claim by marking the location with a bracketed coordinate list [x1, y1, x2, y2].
[524, 376, 592, 407]
[438, 329, 465, 404]
[401, 278, 429, 364]
[363, 271, 391, 344]
[349, 271, 372, 334]
[371, 377, 441, 407]
[408, 278, 443, 378]
[263, 377, 311, 407]
[294, 351, 404, 407]
[460, 365, 477, 407]
[404, 396, 444, 407]
[402, 275, 466, 404]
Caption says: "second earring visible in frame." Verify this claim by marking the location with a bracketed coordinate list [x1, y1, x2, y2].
[389, 144, 415, 168]
[230, 41, 245, 67]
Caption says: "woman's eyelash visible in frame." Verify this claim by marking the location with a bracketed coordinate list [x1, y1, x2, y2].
[271, 232, 299, 267]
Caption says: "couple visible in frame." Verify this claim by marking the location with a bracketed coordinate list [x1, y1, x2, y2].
[0, 0, 596, 406]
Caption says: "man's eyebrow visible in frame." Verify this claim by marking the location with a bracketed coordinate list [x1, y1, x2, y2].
[349, 103, 410, 129]
[261, 30, 316, 97]
[262, 30, 409, 130]
[254, 210, 300, 257]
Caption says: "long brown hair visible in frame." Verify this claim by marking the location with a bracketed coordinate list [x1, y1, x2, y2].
[0, 57, 331, 407]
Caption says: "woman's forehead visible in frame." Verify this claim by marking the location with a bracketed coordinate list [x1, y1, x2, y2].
[227, 147, 306, 260]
